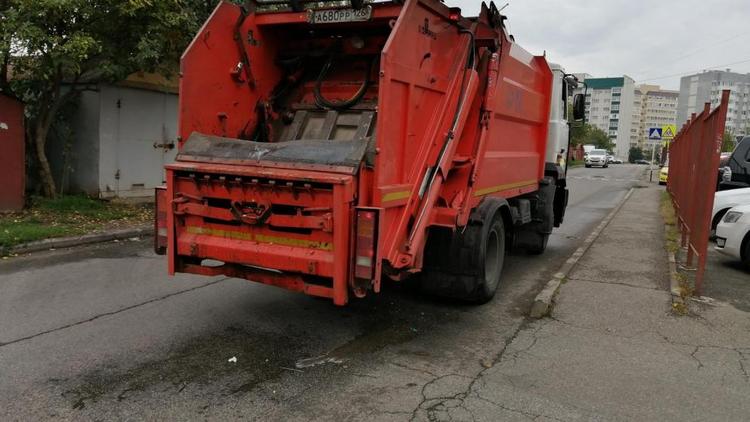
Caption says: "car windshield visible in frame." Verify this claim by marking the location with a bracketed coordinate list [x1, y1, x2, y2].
[591, 150, 606, 156]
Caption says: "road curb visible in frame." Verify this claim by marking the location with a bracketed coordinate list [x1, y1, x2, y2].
[530, 187, 636, 318]
[1, 226, 152, 256]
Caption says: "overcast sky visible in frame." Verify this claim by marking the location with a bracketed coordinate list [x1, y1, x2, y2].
[445, 0, 750, 90]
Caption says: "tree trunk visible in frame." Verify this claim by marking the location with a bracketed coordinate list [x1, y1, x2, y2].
[32, 69, 76, 198]
[34, 117, 57, 198]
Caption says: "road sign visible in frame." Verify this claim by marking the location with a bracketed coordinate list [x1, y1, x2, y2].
[662, 124, 676, 140]
[648, 127, 662, 140]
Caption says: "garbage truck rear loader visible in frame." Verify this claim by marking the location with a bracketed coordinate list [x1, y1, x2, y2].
[155, 0, 583, 305]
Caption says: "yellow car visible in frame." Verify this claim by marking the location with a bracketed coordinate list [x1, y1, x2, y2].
[659, 166, 669, 185]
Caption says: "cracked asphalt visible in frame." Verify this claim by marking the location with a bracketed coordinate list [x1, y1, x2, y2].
[0, 165, 672, 421]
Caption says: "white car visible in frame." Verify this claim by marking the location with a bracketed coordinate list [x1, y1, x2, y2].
[585, 149, 609, 168]
[712, 188, 750, 235]
[714, 204, 750, 268]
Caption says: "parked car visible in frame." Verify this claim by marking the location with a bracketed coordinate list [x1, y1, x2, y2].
[711, 188, 750, 236]
[585, 149, 609, 168]
[717, 152, 732, 190]
[714, 204, 750, 268]
[659, 166, 668, 185]
[609, 157, 623, 164]
[634, 159, 650, 165]
[718, 136, 750, 191]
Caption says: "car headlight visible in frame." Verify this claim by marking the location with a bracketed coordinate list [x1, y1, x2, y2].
[723, 211, 743, 223]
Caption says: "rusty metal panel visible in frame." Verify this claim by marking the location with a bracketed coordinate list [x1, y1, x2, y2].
[0, 94, 25, 211]
[667, 90, 730, 294]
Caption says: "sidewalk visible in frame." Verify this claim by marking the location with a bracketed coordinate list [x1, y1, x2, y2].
[462, 183, 750, 421]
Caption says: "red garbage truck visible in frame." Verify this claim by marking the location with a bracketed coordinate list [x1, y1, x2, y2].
[155, 0, 585, 305]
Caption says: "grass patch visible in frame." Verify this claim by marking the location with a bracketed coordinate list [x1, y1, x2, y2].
[0, 195, 151, 251]
[660, 191, 697, 312]
[660, 191, 680, 253]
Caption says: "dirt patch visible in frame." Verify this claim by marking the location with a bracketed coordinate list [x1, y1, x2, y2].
[59, 326, 300, 410]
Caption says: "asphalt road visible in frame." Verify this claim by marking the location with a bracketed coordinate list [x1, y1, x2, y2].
[0, 164, 644, 421]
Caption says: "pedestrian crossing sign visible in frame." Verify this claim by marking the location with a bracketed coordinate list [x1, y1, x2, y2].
[648, 127, 662, 140]
[662, 124, 676, 140]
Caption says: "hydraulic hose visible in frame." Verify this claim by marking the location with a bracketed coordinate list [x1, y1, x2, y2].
[314, 55, 374, 110]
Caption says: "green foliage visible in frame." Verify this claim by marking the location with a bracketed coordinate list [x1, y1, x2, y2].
[629, 146, 644, 163]
[570, 122, 614, 151]
[34, 195, 133, 219]
[568, 101, 615, 152]
[1, 0, 219, 197]
[0, 195, 150, 249]
[722, 130, 737, 153]
[0, 219, 71, 248]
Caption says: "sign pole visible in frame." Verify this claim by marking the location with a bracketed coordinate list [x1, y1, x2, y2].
[650, 143, 657, 182]
[648, 127, 663, 182]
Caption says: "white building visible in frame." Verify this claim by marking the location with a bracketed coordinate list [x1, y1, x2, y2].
[633, 84, 679, 149]
[579, 76, 636, 160]
[678, 69, 750, 136]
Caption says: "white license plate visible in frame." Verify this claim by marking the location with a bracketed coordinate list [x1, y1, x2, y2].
[308, 6, 372, 24]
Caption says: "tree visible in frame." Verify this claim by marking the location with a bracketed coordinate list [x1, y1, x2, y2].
[628, 146, 644, 163]
[1, 0, 213, 197]
[588, 126, 615, 151]
[722, 130, 737, 153]
[567, 106, 615, 151]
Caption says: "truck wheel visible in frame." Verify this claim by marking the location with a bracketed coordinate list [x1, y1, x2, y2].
[474, 215, 506, 301]
[526, 233, 549, 255]
[419, 202, 507, 303]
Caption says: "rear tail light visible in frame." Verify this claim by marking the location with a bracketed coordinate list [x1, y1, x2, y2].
[353, 207, 381, 296]
[155, 186, 167, 255]
[448, 7, 461, 21]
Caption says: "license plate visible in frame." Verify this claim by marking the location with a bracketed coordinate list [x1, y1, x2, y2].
[717, 238, 726, 247]
[308, 6, 372, 24]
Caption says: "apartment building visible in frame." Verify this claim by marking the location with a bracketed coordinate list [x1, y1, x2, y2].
[678, 69, 750, 136]
[579, 76, 635, 160]
[632, 84, 679, 149]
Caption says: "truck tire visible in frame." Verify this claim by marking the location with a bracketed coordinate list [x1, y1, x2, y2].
[514, 176, 554, 255]
[526, 232, 549, 255]
[419, 201, 507, 303]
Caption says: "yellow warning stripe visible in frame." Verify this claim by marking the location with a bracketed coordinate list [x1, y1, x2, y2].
[382, 190, 411, 203]
[473, 179, 537, 197]
[186, 226, 333, 251]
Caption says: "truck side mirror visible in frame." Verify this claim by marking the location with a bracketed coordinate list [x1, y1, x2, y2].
[572, 94, 585, 121]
